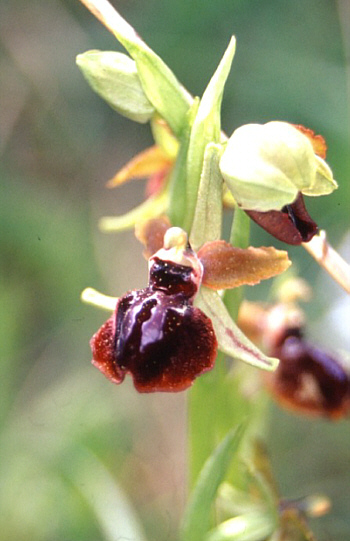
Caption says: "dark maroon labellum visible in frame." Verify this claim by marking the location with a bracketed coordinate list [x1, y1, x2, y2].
[267, 329, 350, 418]
[246, 193, 318, 245]
[149, 257, 198, 297]
[90, 254, 217, 392]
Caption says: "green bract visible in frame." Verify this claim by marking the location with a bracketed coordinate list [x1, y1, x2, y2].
[196, 287, 279, 371]
[76, 50, 155, 123]
[189, 142, 223, 251]
[185, 37, 236, 230]
[219, 121, 337, 211]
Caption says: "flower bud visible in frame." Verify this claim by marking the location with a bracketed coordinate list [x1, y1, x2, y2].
[76, 50, 155, 123]
[220, 121, 337, 212]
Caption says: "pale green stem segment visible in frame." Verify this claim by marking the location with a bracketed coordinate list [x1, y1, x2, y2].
[167, 99, 200, 228]
[185, 36, 236, 231]
[224, 208, 251, 319]
[303, 229, 350, 293]
[79, 0, 192, 136]
[229, 207, 251, 249]
[189, 143, 223, 251]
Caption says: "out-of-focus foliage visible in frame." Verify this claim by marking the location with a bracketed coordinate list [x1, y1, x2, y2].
[1, 1, 349, 540]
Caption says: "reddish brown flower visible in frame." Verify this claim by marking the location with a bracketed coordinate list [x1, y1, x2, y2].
[89, 221, 292, 392]
[239, 299, 350, 419]
[244, 126, 328, 245]
[90, 229, 217, 392]
[267, 328, 350, 419]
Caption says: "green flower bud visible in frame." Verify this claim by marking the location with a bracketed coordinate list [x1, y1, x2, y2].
[219, 121, 337, 211]
[76, 50, 155, 123]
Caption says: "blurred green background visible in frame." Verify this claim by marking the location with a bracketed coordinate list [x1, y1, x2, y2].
[1, 1, 350, 540]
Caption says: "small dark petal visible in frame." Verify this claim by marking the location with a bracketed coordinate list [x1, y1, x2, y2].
[113, 288, 217, 392]
[135, 216, 171, 259]
[149, 257, 198, 297]
[267, 336, 350, 418]
[246, 193, 318, 245]
[90, 316, 125, 384]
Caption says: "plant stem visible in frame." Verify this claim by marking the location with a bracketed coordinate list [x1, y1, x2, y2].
[188, 208, 251, 489]
[303, 230, 350, 293]
[223, 208, 250, 319]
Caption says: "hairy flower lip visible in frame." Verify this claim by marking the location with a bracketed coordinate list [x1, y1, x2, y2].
[90, 286, 218, 393]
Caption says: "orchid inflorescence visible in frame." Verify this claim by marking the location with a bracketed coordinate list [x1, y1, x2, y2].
[78, 0, 349, 398]
[77, 0, 350, 539]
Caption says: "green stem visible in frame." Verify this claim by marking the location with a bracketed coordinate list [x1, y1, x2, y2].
[223, 208, 250, 319]
[188, 207, 251, 489]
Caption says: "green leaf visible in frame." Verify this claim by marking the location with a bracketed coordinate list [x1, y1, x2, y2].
[76, 50, 155, 123]
[185, 37, 236, 230]
[220, 121, 321, 211]
[189, 142, 223, 251]
[205, 511, 275, 541]
[72, 448, 148, 541]
[181, 425, 246, 541]
[99, 190, 168, 232]
[196, 287, 279, 371]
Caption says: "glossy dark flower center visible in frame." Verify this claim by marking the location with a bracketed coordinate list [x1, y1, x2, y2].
[149, 257, 198, 297]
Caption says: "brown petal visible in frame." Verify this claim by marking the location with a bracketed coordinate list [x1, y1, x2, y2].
[107, 145, 173, 187]
[246, 193, 318, 245]
[198, 241, 291, 289]
[292, 124, 327, 159]
[135, 216, 171, 258]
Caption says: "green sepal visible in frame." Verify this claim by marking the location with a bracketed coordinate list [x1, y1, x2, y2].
[181, 425, 246, 541]
[303, 154, 338, 196]
[220, 121, 337, 211]
[196, 287, 279, 371]
[189, 142, 223, 251]
[76, 50, 154, 123]
[99, 190, 168, 232]
[185, 37, 236, 230]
